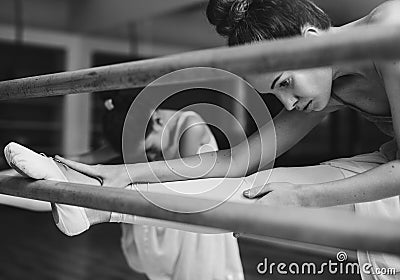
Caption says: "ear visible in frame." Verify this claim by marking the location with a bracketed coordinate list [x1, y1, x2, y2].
[301, 25, 320, 38]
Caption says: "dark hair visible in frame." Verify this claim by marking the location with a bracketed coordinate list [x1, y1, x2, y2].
[206, 0, 332, 46]
[102, 91, 155, 153]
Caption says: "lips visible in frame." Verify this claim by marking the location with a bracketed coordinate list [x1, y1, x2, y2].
[303, 100, 312, 112]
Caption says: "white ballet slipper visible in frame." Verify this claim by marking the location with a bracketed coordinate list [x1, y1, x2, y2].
[4, 142, 90, 236]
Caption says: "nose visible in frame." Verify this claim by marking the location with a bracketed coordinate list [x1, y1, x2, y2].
[277, 94, 298, 111]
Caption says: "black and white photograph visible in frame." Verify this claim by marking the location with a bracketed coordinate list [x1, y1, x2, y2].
[0, 0, 399, 279]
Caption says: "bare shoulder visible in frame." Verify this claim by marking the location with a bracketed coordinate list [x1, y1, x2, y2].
[368, 1, 400, 74]
[181, 111, 204, 124]
[367, 0, 400, 25]
[178, 112, 211, 155]
[181, 112, 207, 134]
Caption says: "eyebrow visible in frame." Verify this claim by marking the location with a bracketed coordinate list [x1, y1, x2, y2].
[271, 73, 283, 89]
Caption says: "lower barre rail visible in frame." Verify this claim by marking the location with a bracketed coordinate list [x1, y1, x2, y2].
[1, 175, 400, 255]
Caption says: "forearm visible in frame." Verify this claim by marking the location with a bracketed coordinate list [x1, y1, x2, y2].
[302, 160, 400, 207]
[126, 111, 329, 183]
[127, 149, 244, 183]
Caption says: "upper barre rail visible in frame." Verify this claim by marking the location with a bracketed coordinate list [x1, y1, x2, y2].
[1, 174, 400, 255]
[0, 24, 400, 100]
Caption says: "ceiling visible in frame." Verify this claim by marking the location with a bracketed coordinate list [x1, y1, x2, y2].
[0, 0, 388, 49]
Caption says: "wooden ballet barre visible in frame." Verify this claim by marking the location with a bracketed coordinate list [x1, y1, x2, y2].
[242, 235, 358, 261]
[1, 175, 400, 255]
[1, 24, 400, 100]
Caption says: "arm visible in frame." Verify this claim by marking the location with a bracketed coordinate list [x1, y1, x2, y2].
[301, 161, 400, 207]
[128, 109, 329, 183]
[56, 108, 330, 186]
[245, 159, 400, 207]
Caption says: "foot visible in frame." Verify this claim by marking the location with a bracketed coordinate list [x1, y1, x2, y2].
[4, 142, 227, 235]
[4, 142, 90, 236]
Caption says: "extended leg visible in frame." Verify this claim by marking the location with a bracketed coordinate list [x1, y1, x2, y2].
[4, 142, 353, 237]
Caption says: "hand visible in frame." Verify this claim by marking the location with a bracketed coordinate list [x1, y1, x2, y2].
[54, 156, 132, 188]
[243, 182, 309, 207]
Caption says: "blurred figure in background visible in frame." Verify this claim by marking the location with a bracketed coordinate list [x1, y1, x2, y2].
[0, 92, 244, 280]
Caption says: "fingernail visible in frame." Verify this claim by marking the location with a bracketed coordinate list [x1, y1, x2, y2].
[243, 190, 250, 197]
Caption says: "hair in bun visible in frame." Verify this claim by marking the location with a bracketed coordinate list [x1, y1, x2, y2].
[230, 0, 252, 30]
[206, 0, 332, 46]
[207, 0, 252, 38]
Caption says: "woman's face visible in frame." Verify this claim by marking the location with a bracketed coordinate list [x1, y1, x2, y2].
[249, 67, 333, 113]
[143, 112, 165, 161]
[144, 132, 163, 161]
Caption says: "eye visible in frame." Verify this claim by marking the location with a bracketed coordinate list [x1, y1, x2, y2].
[279, 78, 292, 88]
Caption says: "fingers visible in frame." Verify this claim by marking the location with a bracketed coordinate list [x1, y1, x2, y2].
[243, 184, 273, 199]
[54, 155, 101, 179]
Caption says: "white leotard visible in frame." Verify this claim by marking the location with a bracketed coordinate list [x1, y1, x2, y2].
[120, 111, 244, 280]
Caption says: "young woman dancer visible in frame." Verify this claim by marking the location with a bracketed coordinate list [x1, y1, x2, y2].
[5, 0, 400, 279]
[2, 96, 244, 280]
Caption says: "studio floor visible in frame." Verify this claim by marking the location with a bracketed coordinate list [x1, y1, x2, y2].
[0, 205, 360, 280]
